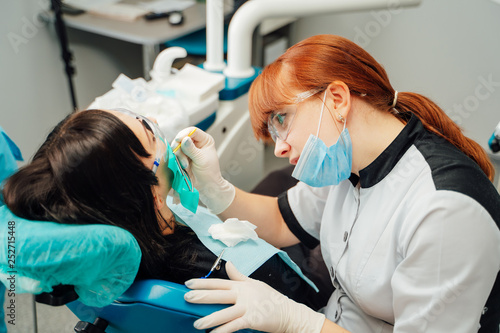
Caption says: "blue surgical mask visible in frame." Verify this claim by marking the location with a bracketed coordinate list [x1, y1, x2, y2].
[291, 91, 353, 187]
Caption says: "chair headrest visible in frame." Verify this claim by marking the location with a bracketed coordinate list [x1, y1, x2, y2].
[0, 206, 141, 307]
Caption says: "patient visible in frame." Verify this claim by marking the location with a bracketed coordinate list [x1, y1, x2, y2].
[2, 109, 319, 308]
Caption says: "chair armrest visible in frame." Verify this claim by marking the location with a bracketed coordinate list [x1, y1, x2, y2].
[118, 279, 227, 317]
[35, 284, 79, 306]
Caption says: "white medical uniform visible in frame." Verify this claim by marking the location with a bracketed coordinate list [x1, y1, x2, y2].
[279, 116, 500, 333]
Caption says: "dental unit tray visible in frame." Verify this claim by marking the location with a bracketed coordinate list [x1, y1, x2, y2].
[89, 47, 226, 142]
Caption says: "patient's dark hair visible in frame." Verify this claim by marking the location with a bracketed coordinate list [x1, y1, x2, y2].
[2, 109, 191, 277]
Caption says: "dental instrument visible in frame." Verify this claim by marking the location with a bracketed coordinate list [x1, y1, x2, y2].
[173, 128, 197, 153]
[173, 153, 193, 191]
[170, 128, 197, 196]
[166, 142, 199, 212]
[202, 248, 226, 279]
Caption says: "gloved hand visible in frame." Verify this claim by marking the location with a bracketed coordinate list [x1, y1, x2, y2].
[184, 262, 326, 333]
[172, 127, 235, 214]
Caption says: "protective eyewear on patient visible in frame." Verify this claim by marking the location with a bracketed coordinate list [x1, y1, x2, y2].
[114, 110, 194, 192]
[111, 108, 198, 212]
[111, 108, 166, 174]
[135, 116, 194, 192]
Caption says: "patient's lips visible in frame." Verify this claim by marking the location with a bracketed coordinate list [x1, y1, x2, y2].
[290, 157, 299, 165]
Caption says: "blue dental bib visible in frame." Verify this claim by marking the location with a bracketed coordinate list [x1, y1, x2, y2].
[167, 197, 318, 291]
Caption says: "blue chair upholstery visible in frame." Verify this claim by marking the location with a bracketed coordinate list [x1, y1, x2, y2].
[0, 206, 141, 308]
[0, 125, 22, 205]
[0, 125, 22, 333]
[68, 279, 255, 333]
[0, 206, 256, 332]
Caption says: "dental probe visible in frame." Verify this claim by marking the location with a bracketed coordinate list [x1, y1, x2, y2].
[202, 248, 226, 279]
[173, 128, 197, 153]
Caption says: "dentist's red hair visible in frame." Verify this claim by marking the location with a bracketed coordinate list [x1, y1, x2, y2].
[248, 34, 494, 181]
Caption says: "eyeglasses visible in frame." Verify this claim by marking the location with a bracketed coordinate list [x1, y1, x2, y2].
[267, 105, 297, 142]
[112, 108, 194, 192]
[112, 108, 166, 174]
[267, 89, 323, 142]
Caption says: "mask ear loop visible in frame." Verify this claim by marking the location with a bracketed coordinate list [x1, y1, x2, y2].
[316, 90, 329, 137]
[326, 92, 348, 146]
[337, 113, 348, 146]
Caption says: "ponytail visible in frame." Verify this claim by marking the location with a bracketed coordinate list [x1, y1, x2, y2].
[396, 92, 495, 181]
[249, 34, 495, 181]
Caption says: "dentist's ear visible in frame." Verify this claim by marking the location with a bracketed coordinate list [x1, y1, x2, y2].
[326, 81, 351, 123]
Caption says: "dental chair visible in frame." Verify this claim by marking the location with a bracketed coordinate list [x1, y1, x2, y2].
[0, 206, 255, 333]
[0, 125, 23, 333]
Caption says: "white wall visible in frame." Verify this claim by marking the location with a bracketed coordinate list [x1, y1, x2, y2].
[1, 0, 141, 164]
[2, 0, 499, 170]
[292, 0, 500, 152]
[2, 0, 66, 163]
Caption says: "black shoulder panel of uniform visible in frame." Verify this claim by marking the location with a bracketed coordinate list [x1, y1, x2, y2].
[278, 191, 320, 249]
[414, 129, 500, 226]
[414, 124, 500, 333]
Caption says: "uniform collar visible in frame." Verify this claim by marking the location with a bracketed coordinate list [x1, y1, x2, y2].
[358, 114, 424, 188]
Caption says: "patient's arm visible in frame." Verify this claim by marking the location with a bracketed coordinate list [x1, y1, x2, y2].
[218, 187, 300, 248]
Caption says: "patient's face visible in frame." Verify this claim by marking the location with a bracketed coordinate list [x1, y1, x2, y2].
[106, 110, 173, 199]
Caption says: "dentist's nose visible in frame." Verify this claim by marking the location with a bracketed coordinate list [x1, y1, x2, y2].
[274, 138, 290, 158]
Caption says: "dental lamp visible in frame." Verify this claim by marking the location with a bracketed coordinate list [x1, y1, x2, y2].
[208, 0, 423, 79]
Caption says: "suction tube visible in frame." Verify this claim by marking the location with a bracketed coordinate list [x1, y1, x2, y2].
[149, 47, 187, 82]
